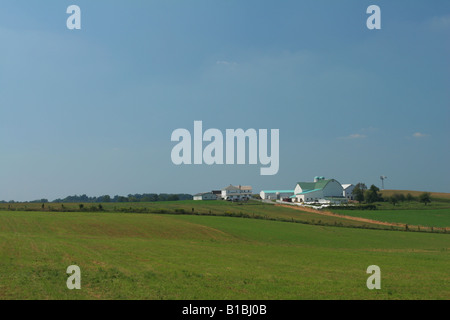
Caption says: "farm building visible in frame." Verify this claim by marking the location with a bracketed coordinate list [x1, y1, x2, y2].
[193, 192, 218, 201]
[221, 185, 252, 201]
[342, 184, 355, 200]
[260, 190, 294, 200]
[292, 177, 347, 204]
[212, 190, 222, 198]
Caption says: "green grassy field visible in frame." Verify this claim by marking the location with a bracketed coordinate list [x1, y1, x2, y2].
[329, 191, 450, 229]
[332, 208, 450, 228]
[0, 200, 390, 230]
[0, 210, 449, 299]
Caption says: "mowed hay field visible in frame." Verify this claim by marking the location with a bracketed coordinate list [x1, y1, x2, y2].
[0, 210, 449, 300]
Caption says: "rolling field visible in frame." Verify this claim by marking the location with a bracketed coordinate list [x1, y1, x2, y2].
[0, 210, 449, 300]
[0, 200, 390, 230]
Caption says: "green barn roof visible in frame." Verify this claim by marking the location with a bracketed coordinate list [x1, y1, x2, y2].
[296, 179, 336, 192]
[295, 188, 321, 195]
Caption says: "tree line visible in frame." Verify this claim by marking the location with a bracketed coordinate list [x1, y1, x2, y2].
[352, 183, 432, 205]
[0, 193, 193, 204]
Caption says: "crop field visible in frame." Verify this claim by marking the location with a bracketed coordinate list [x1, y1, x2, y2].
[0, 204, 449, 300]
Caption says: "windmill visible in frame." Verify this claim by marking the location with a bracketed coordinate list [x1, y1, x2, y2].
[380, 176, 387, 190]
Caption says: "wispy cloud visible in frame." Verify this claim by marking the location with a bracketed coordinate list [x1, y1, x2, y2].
[428, 15, 450, 30]
[216, 60, 238, 66]
[412, 132, 430, 138]
[339, 133, 367, 140]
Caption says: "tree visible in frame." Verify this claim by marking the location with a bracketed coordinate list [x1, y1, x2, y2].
[168, 194, 180, 201]
[406, 193, 415, 202]
[117, 196, 129, 202]
[365, 185, 381, 204]
[141, 194, 159, 202]
[390, 193, 404, 206]
[100, 195, 111, 203]
[352, 183, 367, 204]
[389, 195, 398, 206]
[419, 192, 431, 206]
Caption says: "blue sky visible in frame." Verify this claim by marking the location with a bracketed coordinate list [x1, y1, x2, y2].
[0, 0, 449, 201]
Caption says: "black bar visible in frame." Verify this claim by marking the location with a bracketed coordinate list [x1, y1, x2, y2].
[0, 300, 441, 318]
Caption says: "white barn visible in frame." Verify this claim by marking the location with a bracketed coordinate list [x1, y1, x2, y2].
[292, 177, 347, 204]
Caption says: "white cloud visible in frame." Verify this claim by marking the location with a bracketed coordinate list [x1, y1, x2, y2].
[428, 15, 450, 30]
[412, 132, 430, 138]
[340, 133, 367, 140]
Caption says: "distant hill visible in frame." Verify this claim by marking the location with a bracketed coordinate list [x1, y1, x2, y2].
[380, 190, 450, 200]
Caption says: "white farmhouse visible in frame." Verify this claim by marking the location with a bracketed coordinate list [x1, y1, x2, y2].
[342, 184, 355, 200]
[260, 190, 294, 200]
[292, 177, 347, 204]
[193, 192, 218, 201]
[221, 185, 252, 201]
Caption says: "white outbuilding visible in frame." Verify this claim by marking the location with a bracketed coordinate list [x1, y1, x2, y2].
[260, 190, 294, 200]
[193, 192, 218, 201]
[342, 184, 355, 200]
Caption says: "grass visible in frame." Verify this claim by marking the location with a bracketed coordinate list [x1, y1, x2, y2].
[0, 200, 390, 230]
[332, 208, 450, 228]
[328, 193, 450, 229]
[0, 210, 449, 300]
[370, 200, 450, 211]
